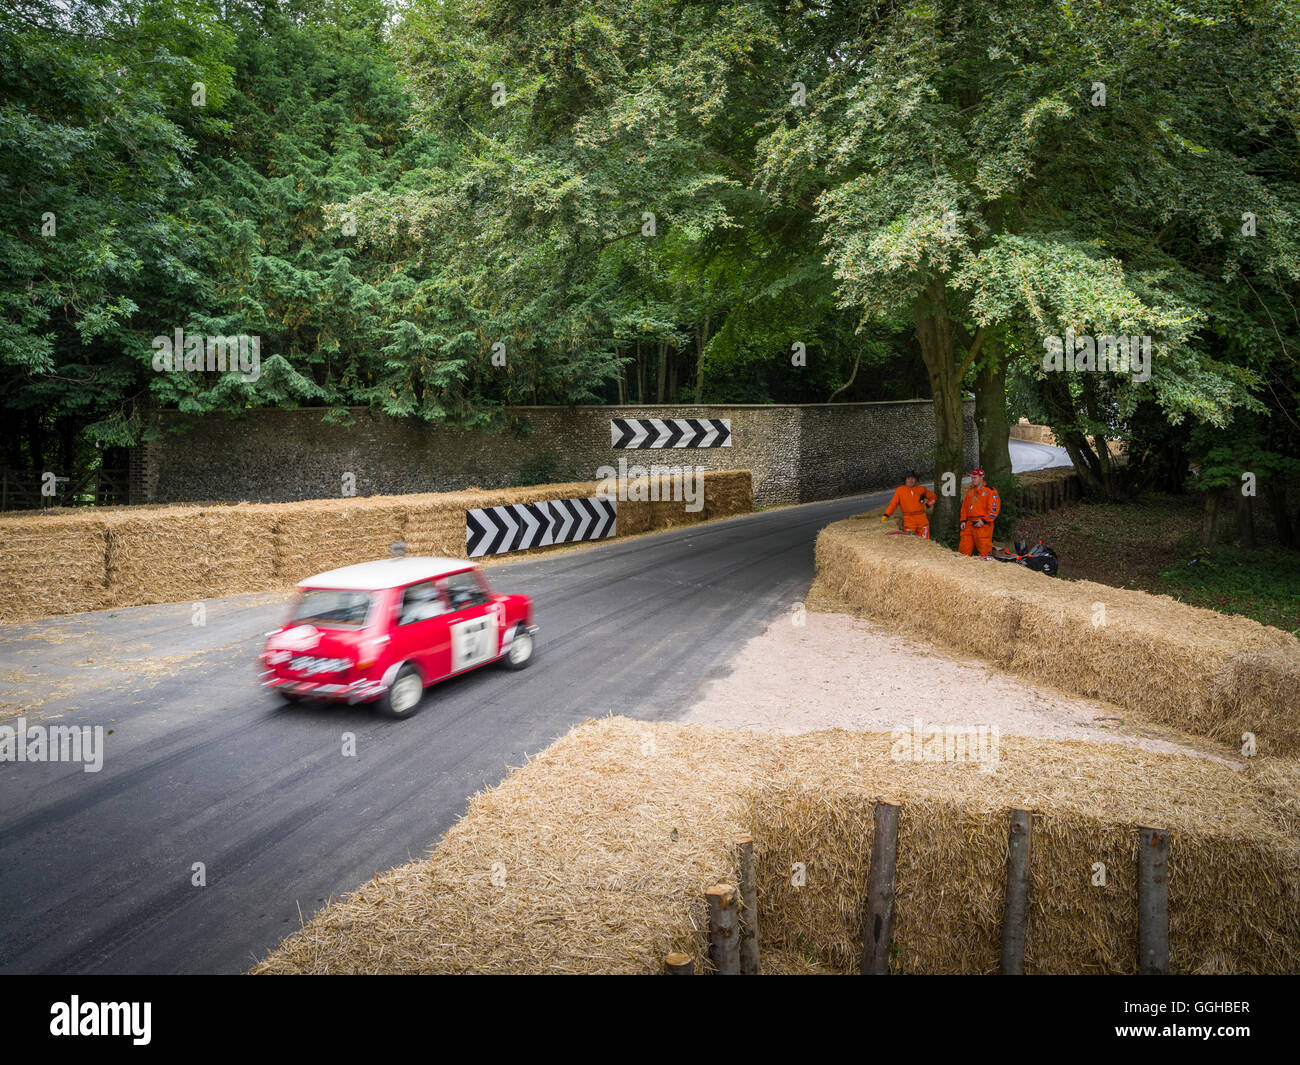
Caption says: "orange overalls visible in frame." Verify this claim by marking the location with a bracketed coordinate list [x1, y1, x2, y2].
[885, 484, 937, 538]
[959, 484, 1001, 557]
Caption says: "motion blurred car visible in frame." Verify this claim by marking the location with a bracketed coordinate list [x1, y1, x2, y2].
[259, 556, 536, 718]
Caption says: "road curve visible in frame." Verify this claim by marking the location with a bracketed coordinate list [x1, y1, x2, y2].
[0, 440, 1067, 974]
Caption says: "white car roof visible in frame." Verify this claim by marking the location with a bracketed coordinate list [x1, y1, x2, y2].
[298, 556, 476, 591]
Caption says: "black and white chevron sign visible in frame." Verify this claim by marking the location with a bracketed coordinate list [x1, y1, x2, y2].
[610, 417, 731, 449]
[465, 497, 617, 558]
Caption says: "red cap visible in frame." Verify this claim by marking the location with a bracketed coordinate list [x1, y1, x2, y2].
[971, 467, 985, 477]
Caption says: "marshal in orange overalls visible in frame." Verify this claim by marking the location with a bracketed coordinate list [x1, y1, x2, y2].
[959, 483, 1001, 557]
[885, 483, 937, 538]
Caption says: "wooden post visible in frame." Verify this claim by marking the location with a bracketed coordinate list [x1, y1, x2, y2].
[999, 808, 1033, 974]
[860, 799, 900, 974]
[736, 836, 760, 974]
[705, 884, 741, 974]
[664, 952, 694, 975]
[1138, 826, 1170, 974]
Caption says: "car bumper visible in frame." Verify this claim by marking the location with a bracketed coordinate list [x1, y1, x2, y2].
[259, 671, 388, 705]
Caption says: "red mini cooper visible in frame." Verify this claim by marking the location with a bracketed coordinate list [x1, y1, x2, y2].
[259, 556, 536, 719]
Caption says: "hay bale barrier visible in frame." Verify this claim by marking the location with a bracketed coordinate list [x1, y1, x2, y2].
[104, 507, 279, 606]
[250, 719, 1300, 975]
[0, 470, 752, 622]
[749, 731, 1299, 975]
[0, 513, 111, 617]
[814, 511, 1300, 757]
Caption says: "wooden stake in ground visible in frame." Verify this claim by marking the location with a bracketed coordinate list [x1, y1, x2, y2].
[736, 835, 760, 974]
[861, 799, 900, 975]
[1000, 808, 1033, 974]
[705, 884, 741, 974]
[1138, 826, 1170, 974]
[664, 953, 694, 975]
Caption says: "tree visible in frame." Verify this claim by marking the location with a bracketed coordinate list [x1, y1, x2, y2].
[756, 0, 1296, 536]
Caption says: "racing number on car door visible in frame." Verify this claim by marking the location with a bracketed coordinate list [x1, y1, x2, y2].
[450, 614, 498, 672]
[444, 569, 498, 672]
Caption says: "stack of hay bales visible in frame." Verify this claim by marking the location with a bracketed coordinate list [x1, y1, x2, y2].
[702, 470, 754, 522]
[248, 718, 1300, 975]
[269, 498, 407, 585]
[748, 731, 1300, 974]
[401, 491, 473, 558]
[102, 507, 278, 605]
[815, 514, 1300, 756]
[0, 471, 754, 621]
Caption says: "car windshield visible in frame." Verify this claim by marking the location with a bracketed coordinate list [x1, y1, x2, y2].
[292, 589, 372, 628]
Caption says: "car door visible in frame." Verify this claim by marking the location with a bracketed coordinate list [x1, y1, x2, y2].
[390, 579, 453, 682]
[441, 569, 499, 674]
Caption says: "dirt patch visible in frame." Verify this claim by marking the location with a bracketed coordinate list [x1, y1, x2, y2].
[1014, 497, 1201, 592]
[682, 611, 1241, 764]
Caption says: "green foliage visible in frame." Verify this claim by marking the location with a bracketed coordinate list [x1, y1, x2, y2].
[1160, 548, 1300, 635]
[2, 0, 1298, 525]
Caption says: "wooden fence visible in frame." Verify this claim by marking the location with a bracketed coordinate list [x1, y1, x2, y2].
[672, 807, 1170, 975]
[0, 467, 129, 511]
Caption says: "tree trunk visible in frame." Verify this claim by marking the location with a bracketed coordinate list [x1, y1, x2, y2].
[1038, 371, 1114, 499]
[1268, 480, 1296, 549]
[914, 282, 964, 541]
[636, 341, 644, 404]
[974, 345, 1013, 531]
[656, 341, 668, 403]
[1200, 487, 1225, 550]
[827, 344, 862, 403]
[1234, 488, 1257, 548]
[694, 315, 710, 404]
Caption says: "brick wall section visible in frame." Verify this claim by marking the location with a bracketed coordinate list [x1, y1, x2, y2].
[140, 401, 978, 508]
[127, 439, 161, 505]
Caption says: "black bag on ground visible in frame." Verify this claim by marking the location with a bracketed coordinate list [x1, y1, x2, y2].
[993, 540, 1060, 576]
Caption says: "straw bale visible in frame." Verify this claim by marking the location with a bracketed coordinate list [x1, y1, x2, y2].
[702, 470, 754, 522]
[251, 718, 1300, 975]
[750, 730, 1299, 974]
[0, 516, 110, 620]
[0, 471, 753, 621]
[1248, 758, 1300, 841]
[813, 513, 1300, 756]
[270, 499, 407, 584]
[100, 507, 278, 607]
[252, 718, 774, 975]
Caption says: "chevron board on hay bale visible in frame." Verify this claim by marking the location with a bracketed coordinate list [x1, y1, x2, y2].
[816, 510, 1300, 758]
[249, 718, 1300, 975]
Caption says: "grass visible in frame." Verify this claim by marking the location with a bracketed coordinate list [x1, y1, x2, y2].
[1015, 493, 1300, 635]
[1159, 548, 1300, 636]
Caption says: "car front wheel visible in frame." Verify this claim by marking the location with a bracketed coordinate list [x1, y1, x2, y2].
[376, 663, 425, 719]
[501, 627, 535, 670]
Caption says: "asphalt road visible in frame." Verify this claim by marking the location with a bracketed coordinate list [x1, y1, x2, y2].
[0, 441, 1069, 974]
